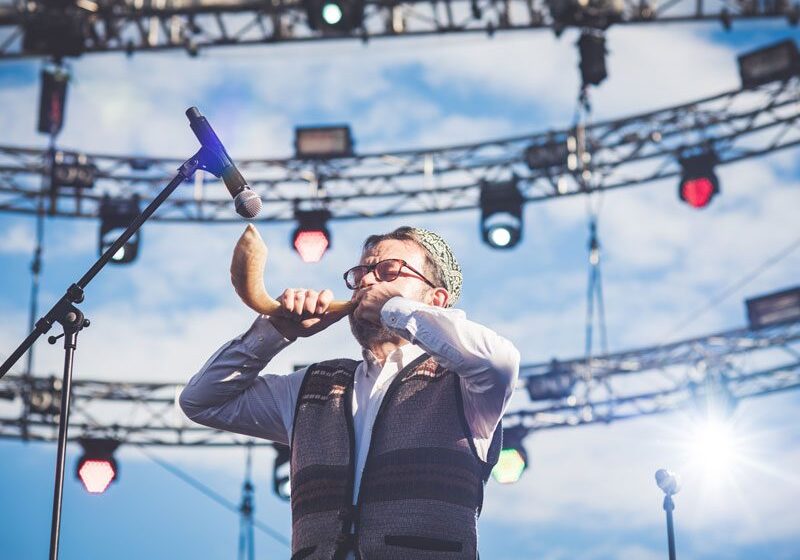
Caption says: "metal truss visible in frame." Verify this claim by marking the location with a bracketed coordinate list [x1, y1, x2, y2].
[0, 375, 269, 446]
[1, 77, 799, 223]
[0, 318, 798, 445]
[0, 0, 798, 59]
[506, 318, 800, 430]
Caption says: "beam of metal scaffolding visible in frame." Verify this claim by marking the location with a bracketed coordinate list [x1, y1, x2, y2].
[0, 317, 797, 445]
[1, 76, 798, 222]
[0, 0, 797, 60]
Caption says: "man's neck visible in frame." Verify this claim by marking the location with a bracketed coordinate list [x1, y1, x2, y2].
[367, 337, 409, 367]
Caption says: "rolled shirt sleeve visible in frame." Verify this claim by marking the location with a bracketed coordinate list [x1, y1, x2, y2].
[179, 315, 305, 445]
[380, 297, 520, 456]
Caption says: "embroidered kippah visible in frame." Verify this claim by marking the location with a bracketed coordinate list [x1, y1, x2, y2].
[409, 228, 462, 307]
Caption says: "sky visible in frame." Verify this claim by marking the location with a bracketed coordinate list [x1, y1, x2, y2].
[1, 16, 800, 560]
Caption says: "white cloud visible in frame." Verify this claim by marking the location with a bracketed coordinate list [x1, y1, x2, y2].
[0, 222, 35, 254]
[1, 19, 800, 560]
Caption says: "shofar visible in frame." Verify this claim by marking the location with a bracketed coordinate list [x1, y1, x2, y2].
[230, 224, 355, 317]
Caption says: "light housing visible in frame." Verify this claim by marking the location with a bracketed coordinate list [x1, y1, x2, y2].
[577, 31, 608, 87]
[491, 426, 529, 484]
[53, 151, 96, 190]
[738, 39, 800, 89]
[99, 195, 141, 264]
[480, 179, 524, 249]
[547, 0, 623, 31]
[294, 125, 354, 159]
[22, 0, 86, 60]
[745, 286, 800, 329]
[292, 209, 332, 262]
[305, 0, 365, 35]
[524, 138, 569, 171]
[75, 438, 120, 494]
[678, 153, 719, 209]
[38, 66, 69, 136]
[526, 359, 575, 401]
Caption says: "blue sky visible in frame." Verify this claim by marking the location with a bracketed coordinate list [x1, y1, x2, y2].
[1, 19, 800, 560]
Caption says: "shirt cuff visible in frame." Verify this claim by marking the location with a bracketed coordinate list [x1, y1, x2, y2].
[380, 296, 424, 338]
[242, 315, 294, 360]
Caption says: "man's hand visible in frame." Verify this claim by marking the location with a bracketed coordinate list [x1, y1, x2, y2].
[268, 288, 346, 340]
[352, 282, 406, 326]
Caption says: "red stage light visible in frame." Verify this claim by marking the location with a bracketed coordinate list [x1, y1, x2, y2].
[679, 177, 716, 208]
[293, 230, 330, 263]
[678, 153, 719, 209]
[78, 459, 117, 494]
[75, 438, 120, 495]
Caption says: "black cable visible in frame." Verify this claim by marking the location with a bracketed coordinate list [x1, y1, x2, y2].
[662, 231, 800, 340]
[134, 444, 290, 548]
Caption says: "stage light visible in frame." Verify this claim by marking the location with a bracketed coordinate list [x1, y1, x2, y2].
[53, 151, 96, 190]
[294, 125, 354, 159]
[305, 0, 364, 34]
[746, 286, 800, 330]
[577, 31, 608, 87]
[524, 139, 569, 171]
[272, 443, 291, 501]
[75, 438, 120, 494]
[678, 153, 719, 209]
[526, 359, 575, 401]
[99, 195, 141, 264]
[29, 376, 63, 417]
[292, 209, 332, 262]
[491, 426, 529, 484]
[23, 6, 87, 58]
[38, 66, 69, 136]
[480, 179, 524, 249]
[547, 0, 623, 32]
[738, 39, 800, 89]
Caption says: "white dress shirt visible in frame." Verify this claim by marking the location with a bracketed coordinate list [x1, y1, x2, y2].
[180, 296, 520, 506]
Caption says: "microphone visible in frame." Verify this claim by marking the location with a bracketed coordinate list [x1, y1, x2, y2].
[655, 468, 681, 496]
[185, 107, 262, 219]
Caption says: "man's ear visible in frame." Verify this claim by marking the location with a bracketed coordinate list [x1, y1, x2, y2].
[430, 287, 450, 308]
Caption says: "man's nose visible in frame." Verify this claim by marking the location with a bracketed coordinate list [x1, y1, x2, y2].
[360, 269, 378, 287]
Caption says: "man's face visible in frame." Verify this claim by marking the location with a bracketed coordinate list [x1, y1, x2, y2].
[348, 239, 433, 348]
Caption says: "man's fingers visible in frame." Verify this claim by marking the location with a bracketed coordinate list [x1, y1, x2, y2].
[280, 289, 295, 316]
[293, 290, 307, 317]
[317, 289, 333, 314]
[303, 290, 319, 316]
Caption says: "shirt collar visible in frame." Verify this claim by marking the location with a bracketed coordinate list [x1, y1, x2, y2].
[361, 343, 425, 378]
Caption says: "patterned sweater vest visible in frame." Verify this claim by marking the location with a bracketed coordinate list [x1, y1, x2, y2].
[289, 354, 501, 560]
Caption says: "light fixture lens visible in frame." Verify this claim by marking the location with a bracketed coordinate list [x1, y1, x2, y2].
[488, 226, 513, 248]
[78, 459, 116, 494]
[491, 448, 527, 484]
[112, 247, 126, 261]
[680, 177, 716, 208]
[294, 230, 330, 263]
[322, 2, 343, 24]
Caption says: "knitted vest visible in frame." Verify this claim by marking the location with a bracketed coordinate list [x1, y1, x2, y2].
[289, 354, 501, 560]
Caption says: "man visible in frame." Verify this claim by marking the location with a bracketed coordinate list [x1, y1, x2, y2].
[180, 227, 520, 559]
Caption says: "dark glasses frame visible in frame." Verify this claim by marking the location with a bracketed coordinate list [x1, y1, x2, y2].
[343, 259, 437, 290]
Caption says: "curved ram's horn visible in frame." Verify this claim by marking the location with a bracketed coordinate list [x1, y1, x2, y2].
[230, 224, 355, 317]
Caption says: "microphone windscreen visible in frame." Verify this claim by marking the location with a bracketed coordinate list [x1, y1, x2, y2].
[655, 469, 680, 495]
[235, 189, 262, 219]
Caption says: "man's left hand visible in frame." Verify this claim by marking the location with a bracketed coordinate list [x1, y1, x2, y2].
[352, 283, 405, 326]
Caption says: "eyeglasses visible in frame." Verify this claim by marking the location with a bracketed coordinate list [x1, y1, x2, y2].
[343, 259, 437, 290]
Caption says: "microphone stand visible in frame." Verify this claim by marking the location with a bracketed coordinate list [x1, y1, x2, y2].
[662, 494, 677, 560]
[0, 126, 233, 560]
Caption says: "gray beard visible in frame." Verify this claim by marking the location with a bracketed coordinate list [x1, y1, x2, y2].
[349, 314, 401, 350]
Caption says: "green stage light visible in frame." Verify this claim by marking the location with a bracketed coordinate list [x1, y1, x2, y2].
[492, 448, 528, 484]
[491, 426, 529, 484]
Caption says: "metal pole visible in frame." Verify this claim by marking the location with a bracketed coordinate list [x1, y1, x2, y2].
[48, 325, 81, 560]
[663, 495, 677, 560]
